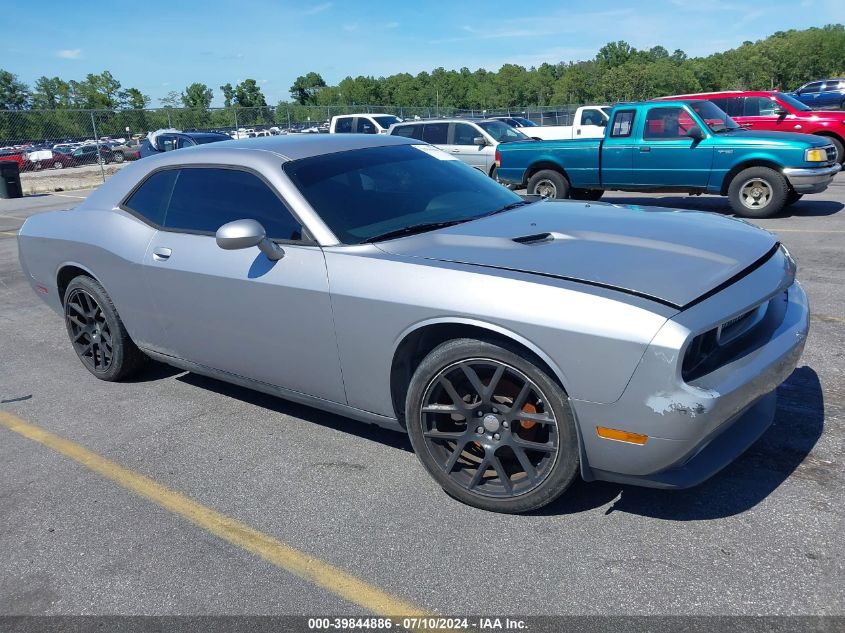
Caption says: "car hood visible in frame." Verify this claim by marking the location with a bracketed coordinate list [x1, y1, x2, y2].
[375, 200, 778, 309]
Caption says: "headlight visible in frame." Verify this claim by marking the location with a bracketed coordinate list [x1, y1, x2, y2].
[804, 148, 827, 162]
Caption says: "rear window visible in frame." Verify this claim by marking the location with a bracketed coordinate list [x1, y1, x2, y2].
[610, 110, 635, 137]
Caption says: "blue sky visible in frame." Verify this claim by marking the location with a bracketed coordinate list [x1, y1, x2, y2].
[5, 0, 843, 106]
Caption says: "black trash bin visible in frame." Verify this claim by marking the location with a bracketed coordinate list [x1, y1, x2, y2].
[0, 160, 24, 199]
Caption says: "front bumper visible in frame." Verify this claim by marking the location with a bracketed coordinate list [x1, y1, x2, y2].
[782, 163, 841, 194]
[573, 269, 809, 489]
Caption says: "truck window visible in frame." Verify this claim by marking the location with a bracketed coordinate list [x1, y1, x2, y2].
[610, 110, 635, 137]
[356, 118, 376, 134]
[643, 107, 694, 140]
[335, 117, 353, 133]
[580, 109, 605, 126]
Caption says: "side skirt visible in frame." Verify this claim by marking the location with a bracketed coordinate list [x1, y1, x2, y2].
[140, 348, 405, 433]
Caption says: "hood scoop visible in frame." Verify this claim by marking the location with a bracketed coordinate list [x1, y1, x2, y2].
[512, 231, 572, 245]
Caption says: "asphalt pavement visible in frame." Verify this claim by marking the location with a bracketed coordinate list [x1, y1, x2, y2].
[0, 177, 843, 618]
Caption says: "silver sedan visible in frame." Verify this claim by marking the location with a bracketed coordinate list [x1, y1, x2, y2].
[17, 134, 809, 513]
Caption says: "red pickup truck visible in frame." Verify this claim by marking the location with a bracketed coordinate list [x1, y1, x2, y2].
[657, 91, 845, 163]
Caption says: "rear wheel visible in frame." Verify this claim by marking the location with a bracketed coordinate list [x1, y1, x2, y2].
[52, 160, 64, 169]
[527, 169, 570, 199]
[405, 338, 579, 513]
[113, 151, 125, 163]
[63, 276, 146, 381]
[727, 166, 788, 218]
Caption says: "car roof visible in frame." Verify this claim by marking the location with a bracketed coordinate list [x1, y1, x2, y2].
[658, 90, 780, 99]
[177, 131, 231, 139]
[395, 118, 486, 125]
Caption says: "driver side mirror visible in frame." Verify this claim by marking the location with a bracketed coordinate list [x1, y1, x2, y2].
[686, 126, 705, 141]
[216, 219, 285, 261]
[473, 136, 488, 146]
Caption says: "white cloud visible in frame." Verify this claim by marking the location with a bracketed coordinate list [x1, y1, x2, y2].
[57, 49, 81, 59]
[303, 2, 332, 15]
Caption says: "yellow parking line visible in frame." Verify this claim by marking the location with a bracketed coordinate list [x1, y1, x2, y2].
[0, 410, 427, 617]
[0, 231, 17, 237]
[813, 313, 845, 324]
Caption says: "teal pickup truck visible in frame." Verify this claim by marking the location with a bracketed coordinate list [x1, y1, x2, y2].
[495, 100, 841, 218]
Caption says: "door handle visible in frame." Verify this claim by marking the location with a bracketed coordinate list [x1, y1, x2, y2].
[639, 147, 651, 152]
[152, 247, 172, 261]
[576, 129, 581, 135]
[451, 149, 460, 153]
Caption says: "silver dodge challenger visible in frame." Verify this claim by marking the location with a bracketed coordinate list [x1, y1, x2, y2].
[18, 134, 810, 513]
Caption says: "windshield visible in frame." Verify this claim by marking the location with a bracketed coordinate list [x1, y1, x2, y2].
[512, 117, 538, 127]
[373, 115, 401, 129]
[687, 100, 740, 132]
[477, 120, 529, 142]
[283, 143, 523, 244]
[775, 92, 812, 112]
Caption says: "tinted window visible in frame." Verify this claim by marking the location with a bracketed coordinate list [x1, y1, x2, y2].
[372, 115, 401, 129]
[163, 168, 302, 240]
[283, 144, 521, 244]
[177, 136, 195, 149]
[743, 96, 779, 117]
[477, 120, 528, 142]
[123, 169, 178, 226]
[356, 118, 376, 134]
[580, 109, 605, 126]
[610, 110, 635, 137]
[391, 124, 422, 139]
[802, 82, 823, 93]
[334, 117, 353, 133]
[159, 136, 178, 152]
[453, 123, 479, 145]
[422, 123, 448, 144]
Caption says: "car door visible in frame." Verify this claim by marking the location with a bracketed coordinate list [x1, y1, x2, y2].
[420, 122, 449, 152]
[443, 122, 489, 172]
[140, 166, 346, 404]
[632, 105, 714, 188]
[601, 108, 636, 187]
[819, 81, 844, 109]
[796, 82, 823, 108]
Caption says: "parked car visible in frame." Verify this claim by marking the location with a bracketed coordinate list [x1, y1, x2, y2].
[490, 116, 538, 129]
[330, 113, 402, 134]
[656, 90, 845, 163]
[496, 100, 840, 217]
[492, 106, 611, 140]
[389, 118, 528, 180]
[139, 129, 231, 158]
[790, 79, 845, 110]
[17, 134, 810, 513]
[109, 140, 142, 162]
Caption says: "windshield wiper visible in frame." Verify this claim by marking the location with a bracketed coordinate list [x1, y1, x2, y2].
[482, 199, 531, 217]
[363, 220, 470, 243]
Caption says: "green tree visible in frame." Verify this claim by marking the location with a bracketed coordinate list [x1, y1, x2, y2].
[31, 76, 70, 109]
[220, 83, 234, 107]
[119, 88, 150, 109]
[159, 91, 181, 108]
[289, 72, 327, 104]
[182, 83, 213, 109]
[0, 69, 30, 109]
[234, 79, 267, 107]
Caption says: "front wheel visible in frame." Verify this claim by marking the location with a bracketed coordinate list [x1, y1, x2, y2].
[405, 338, 580, 513]
[63, 276, 147, 381]
[727, 166, 788, 218]
[527, 169, 570, 199]
[113, 151, 125, 163]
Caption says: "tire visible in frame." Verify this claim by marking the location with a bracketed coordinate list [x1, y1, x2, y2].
[63, 276, 147, 382]
[52, 161, 64, 170]
[527, 169, 570, 199]
[727, 166, 788, 218]
[405, 338, 580, 513]
[785, 191, 803, 206]
[570, 188, 604, 201]
[113, 151, 125, 163]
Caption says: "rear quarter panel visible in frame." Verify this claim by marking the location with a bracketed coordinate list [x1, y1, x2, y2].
[496, 139, 601, 187]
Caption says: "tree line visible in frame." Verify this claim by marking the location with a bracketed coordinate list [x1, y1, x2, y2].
[1, 25, 843, 116]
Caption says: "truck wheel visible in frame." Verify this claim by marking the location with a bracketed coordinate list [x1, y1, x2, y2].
[527, 169, 569, 199]
[728, 167, 788, 218]
[570, 189, 604, 201]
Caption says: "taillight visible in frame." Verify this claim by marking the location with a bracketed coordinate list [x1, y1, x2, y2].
[495, 149, 501, 167]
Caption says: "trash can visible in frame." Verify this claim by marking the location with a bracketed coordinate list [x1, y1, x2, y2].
[0, 160, 23, 199]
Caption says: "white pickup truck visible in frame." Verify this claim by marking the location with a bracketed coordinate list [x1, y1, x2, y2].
[330, 113, 402, 134]
[492, 106, 610, 140]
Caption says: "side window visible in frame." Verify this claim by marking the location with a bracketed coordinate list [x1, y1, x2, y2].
[723, 97, 743, 118]
[159, 135, 178, 152]
[391, 124, 421, 139]
[802, 82, 823, 94]
[356, 118, 376, 134]
[580, 109, 605, 126]
[643, 107, 690, 140]
[609, 110, 635, 137]
[743, 96, 778, 117]
[453, 123, 479, 145]
[123, 169, 178, 226]
[163, 168, 303, 241]
[422, 123, 448, 144]
[177, 136, 196, 149]
[334, 117, 353, 133]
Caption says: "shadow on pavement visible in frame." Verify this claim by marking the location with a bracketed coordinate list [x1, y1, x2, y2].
[539, 365, 827, 519]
